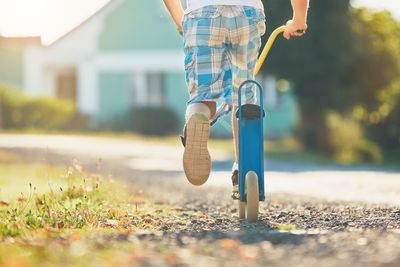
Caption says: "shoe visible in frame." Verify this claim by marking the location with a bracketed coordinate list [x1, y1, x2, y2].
[181, 113, 211, 186]
[231, 170, 240, 200]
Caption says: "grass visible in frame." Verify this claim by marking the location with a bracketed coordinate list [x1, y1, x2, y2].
[0, 150, 195, 266]
[0, 163, 67, 201]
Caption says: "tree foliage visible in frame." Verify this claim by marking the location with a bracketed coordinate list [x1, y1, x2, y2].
[261, 0, 400, 157]
[349, 9, 400, 151]
[263, 0, 356, 111]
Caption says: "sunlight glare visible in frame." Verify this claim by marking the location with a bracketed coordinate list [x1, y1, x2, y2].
[0, 0, 44, 37]
[0, 0, 110, 45]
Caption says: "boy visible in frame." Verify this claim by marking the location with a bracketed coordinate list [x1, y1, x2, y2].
[163, 0, 309, 198]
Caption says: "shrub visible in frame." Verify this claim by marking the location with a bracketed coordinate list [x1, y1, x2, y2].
[14, 97, 75, 129]
[0, 84, 23, 128]
[325, 111, 383, 164]
[129, 106, 178, 135]
[0, 83, 83, 130]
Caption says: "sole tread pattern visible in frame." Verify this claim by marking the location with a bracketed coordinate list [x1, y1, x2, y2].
[183, 114, 211, 186]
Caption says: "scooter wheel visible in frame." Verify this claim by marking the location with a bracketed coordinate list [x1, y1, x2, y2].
[239, 201, 246, 219]
[245, 171, 259, 222]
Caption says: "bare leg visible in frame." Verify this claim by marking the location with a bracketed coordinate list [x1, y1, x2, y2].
[202, 101, 216, 120]
[231, 104, 240, 200]
[232, 105, 239, 163]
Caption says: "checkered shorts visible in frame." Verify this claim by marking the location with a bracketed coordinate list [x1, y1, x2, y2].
[182, 5, 266, 108]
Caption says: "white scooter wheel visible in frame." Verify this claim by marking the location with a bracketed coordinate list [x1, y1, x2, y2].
[245, 171, 259, 222]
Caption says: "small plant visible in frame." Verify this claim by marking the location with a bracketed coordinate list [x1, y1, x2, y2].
[0, 83, 85, 130]
[0, 161, 126, 238]
[0, 160, 191, 266]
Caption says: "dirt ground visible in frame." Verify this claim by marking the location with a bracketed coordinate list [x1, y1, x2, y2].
[1, 134, 399, 267]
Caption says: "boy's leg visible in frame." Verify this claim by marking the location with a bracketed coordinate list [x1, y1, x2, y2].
[229, 7, 266, 199]
[231, 7, 265, 158]
[203, 101, 216, 119]
[231, 104, 240, 199]
[182, 6, 229, 186]
[185, 101, 216, 122]
[185, 103, 211, 122]
[232, 105, 239, 163]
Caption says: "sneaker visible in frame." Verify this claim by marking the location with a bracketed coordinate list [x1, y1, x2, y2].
[231, 170, 240, 200]
[181, 113, 211, 186]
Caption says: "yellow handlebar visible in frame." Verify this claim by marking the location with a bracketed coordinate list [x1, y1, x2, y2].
[253, 26, 286, 76]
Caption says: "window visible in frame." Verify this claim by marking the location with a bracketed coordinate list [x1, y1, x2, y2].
[146, 73, 165, 106]
[131, 72, 165, 107]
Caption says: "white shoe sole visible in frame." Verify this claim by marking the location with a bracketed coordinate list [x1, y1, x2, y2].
[183, 114, 211, 186]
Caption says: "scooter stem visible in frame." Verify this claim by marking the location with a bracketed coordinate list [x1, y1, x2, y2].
[253, 26, 286, 76]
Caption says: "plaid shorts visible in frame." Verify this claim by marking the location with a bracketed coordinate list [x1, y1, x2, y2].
[182, 5, 266, 108]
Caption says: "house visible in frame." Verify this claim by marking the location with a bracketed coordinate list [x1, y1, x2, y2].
[0, 37, 41, 87]
[0, 0, 298, 137]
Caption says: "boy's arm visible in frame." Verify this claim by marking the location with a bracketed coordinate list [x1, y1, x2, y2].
[283, 0, 310, 40]
[163, 0, 185, 34]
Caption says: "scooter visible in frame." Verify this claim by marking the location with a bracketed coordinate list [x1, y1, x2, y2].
[237, 26, 286, 222]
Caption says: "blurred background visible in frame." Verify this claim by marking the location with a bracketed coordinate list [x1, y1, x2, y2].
[0, 0, 399, 166]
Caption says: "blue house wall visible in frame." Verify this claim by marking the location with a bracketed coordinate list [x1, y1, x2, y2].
[0, 0, 299, 137]
[97, 0, 188, 126]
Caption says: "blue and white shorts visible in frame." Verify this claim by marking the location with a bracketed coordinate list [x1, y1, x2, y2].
[182, 5, 266, 109]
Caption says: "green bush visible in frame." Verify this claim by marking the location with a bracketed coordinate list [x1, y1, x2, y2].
[325, 111, 383, 164]
[0, 84, 84, 130]
[129, 106, 179, 135]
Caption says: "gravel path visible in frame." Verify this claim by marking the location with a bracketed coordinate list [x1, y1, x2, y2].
[117, 177, 400, 267]
[1, 134, 400, 267]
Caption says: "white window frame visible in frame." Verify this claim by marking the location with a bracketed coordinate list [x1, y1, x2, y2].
[131, 72, 165, 107]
